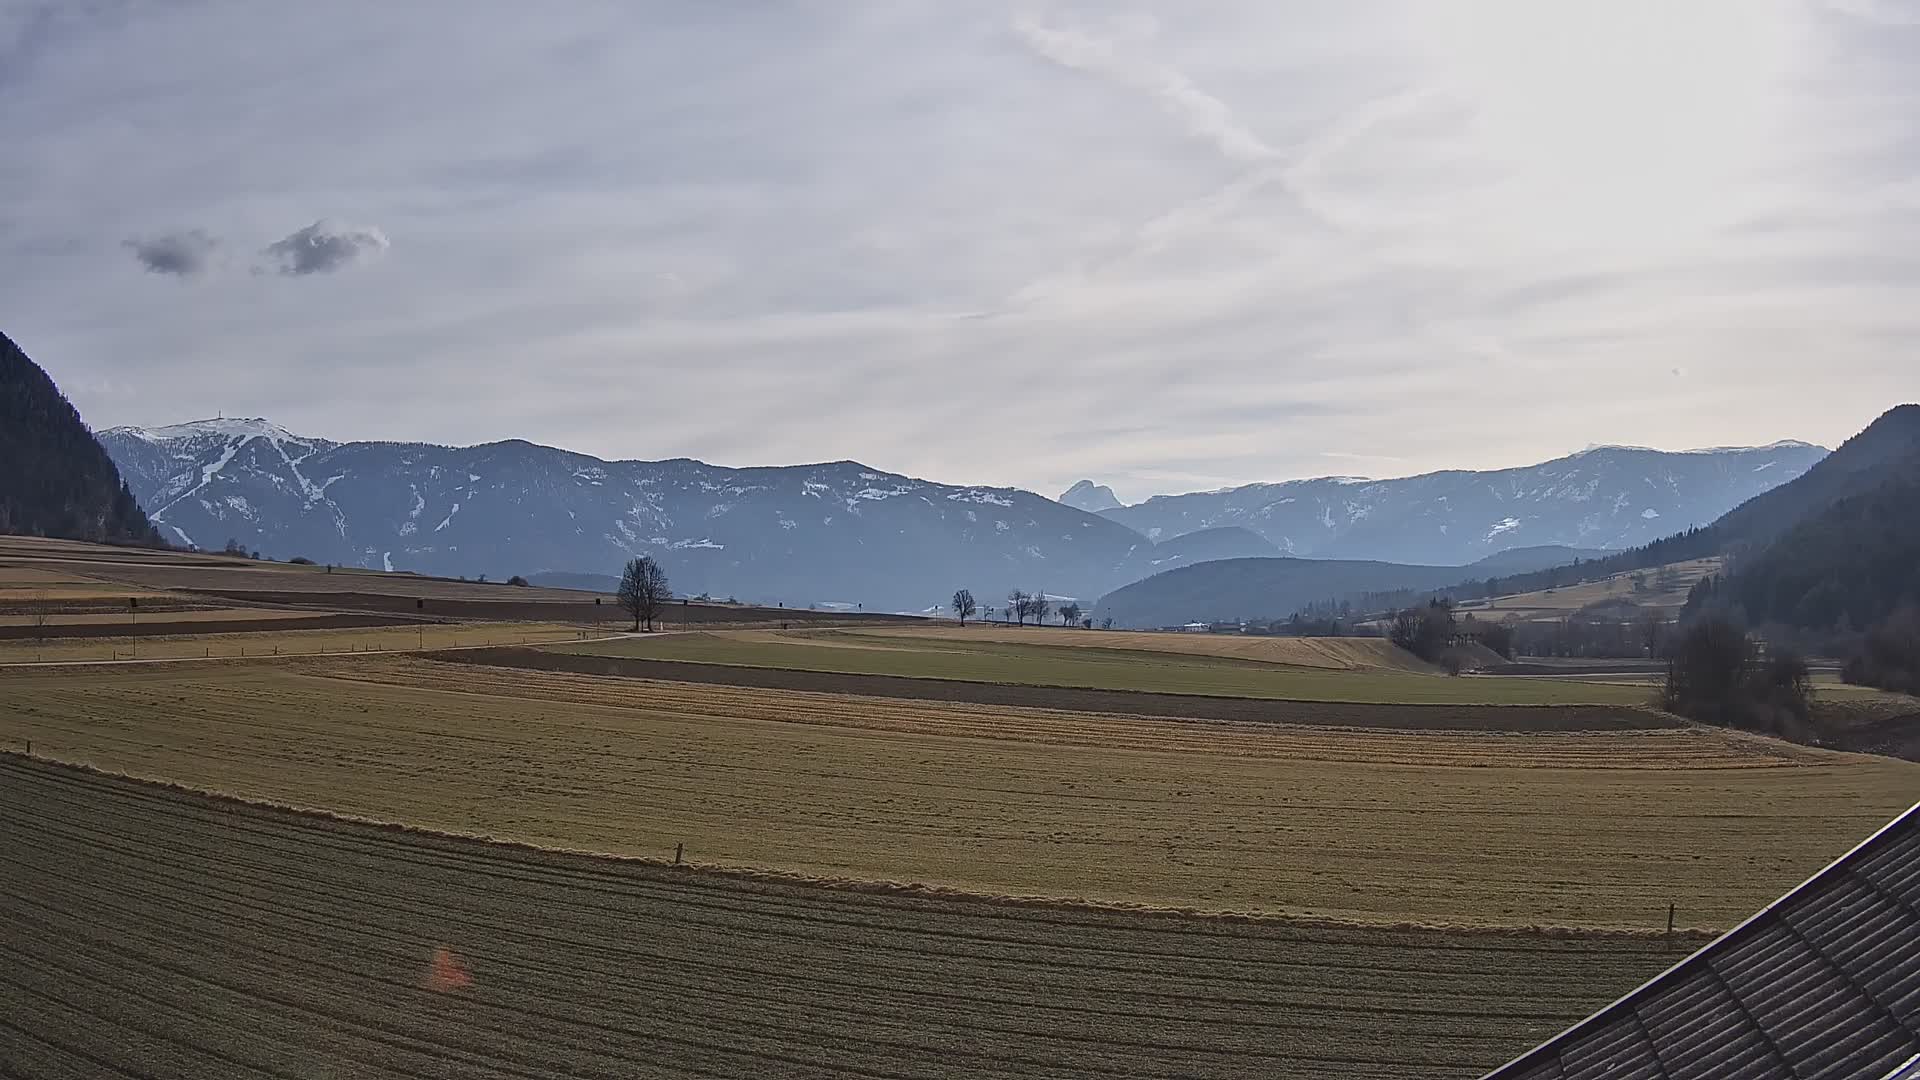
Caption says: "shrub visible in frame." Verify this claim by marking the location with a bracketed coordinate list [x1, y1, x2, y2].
[289, 556, 315, 565]
[1843, 607, 1920, 695]
[506, 575, 529, 587]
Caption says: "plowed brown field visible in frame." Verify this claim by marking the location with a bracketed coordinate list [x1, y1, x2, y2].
[0, 756, 1694, 1080]
[5, 656, 1913, 929]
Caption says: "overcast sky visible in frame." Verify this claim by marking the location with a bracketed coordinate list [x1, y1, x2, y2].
[5, 1, 1917, 501]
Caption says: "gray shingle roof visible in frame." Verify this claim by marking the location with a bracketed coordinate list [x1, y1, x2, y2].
[1485, 803, 1920, 1080]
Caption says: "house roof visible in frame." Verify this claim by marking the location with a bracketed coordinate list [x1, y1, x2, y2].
[1484, 802, 1920, 1080]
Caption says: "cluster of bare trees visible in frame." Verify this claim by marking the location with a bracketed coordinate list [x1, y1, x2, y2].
[950, 588, 1088, 627]
[617, 556, 673, 631]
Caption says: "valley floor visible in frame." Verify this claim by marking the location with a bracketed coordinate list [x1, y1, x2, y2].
[7, 538, 1918, 1078]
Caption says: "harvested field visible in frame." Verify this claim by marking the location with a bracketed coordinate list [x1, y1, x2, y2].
[0, 756, 1696, 1079]
[848, 625, 1444, 671]
[193, 588, 917, 628]
[466, 646, 1674, 731]
[0, 611, 414, 641]
[546, 630, 1653, 705]
[0, 536, 911, 628]
[4, 657, 1912, 929]
[0, 622, 593, 663]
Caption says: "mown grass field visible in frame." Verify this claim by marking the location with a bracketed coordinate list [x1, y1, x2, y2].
[5, 656, 1913, 929]
[548, 628, 1654, 705]
[0, 756, 1700, 1079]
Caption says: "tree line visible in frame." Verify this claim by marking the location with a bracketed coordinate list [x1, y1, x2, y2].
[950, 588, 1092, 628]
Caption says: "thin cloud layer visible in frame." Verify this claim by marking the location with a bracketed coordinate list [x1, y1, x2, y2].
[5, 3, 1918, 502]
[259, 220, 389, 276]
[123, 229, 220, 277]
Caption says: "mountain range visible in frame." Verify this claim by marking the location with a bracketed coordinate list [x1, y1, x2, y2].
[99, 419, 1289, 610]
[1076, 441, 1828, 567]
[97, 416, 1826, 613]
[1097, 405, 1917, 632]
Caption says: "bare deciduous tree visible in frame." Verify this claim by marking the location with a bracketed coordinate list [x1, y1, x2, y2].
[618, 556, 672, 631]
[1030, 592, 1051, 626]
[30, 610, 51, 645]
[1058, 602, 1082, 627]
[1008, 589, 1028, 626]
[951, 588, 977, 626]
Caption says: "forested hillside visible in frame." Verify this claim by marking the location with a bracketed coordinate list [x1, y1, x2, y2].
[1715, 469, 1920, 632]
[0, 332, 159, 546]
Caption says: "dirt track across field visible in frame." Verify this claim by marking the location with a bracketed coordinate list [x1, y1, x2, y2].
[0, 755, 1693, 1080]
[457, 646, 1678, 731]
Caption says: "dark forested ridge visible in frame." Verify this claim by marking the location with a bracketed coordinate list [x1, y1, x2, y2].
[1712, 456, 1920, 633]
[0, 331, 160, 546]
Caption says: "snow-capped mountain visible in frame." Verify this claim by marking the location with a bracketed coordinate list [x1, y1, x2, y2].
[99, 418, 1827, 609]
[1095, 442, 1829, 566]
[98, 419, 1273, 610]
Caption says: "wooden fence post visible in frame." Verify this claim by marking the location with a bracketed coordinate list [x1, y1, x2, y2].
[1667, 903, 1675, 936]
[674, 842, 684, 865]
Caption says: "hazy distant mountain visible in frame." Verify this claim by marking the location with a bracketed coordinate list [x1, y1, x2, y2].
[1099, 443, 1828, 565]
[100, 416, 1836, 613]
[1094, 557, 1470, 629]
[1058, 480, 1122, 513]
[1467, 545, 1613, 576]
[0, 331, 158, 546]
[99, 419, 1246, 610]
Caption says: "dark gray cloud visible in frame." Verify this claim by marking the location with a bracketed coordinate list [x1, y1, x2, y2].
[123, 228, 220, 276]
[259, 220, 389, 276]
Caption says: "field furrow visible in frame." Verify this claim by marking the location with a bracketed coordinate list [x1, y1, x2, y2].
[0, 757, 1690, 1080]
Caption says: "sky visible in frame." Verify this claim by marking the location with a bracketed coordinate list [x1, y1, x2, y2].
[4, 1, 1917, 503]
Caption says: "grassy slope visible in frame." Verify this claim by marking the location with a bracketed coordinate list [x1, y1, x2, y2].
[550, 629, 1653, 705]
[1452, 557, 1722, 622]
[5, 656, 1912, 929]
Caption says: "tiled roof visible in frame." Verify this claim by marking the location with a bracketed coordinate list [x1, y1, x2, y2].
[1486, 803, 1920, 1080]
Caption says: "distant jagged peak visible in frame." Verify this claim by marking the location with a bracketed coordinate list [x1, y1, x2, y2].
[1059, 479, 1123, 513]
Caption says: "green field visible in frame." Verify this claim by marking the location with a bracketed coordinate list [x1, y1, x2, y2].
[549, 629, 1655, 705]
